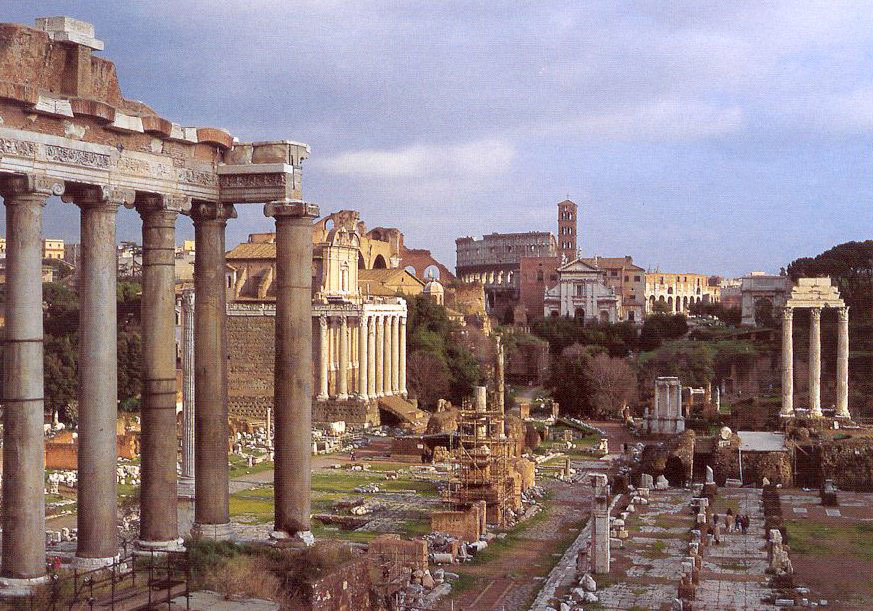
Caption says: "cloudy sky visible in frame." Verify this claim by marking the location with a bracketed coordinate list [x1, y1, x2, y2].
[5, 1, 873, 276]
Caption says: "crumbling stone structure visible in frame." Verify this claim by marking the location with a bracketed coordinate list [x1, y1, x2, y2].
[0, 16, 315, 586]
[644, 377, 685, 434]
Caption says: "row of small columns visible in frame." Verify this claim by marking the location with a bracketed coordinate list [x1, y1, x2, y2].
[780, 306, 850, 418]
[1, 173, 318, 582]
[316, 313, 407, 401]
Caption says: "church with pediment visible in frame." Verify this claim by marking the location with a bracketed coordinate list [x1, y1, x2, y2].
[543, 258, 621, 323]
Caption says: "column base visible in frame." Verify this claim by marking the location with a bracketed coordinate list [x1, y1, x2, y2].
[269, 529, 315, 548]
[835, 413, 851, 419]
[316, 394, 329, 401]
[358, 394, 369, 401]
[810, 409, 823, 418]
[135, 538, 185, 555]
[72, 554, 119, 571]
[191, 522, 234, 541]
[0, 575, 51, 598]
[177, 476, 195, 499]
[779, 411, 795, 419]
[337, 393, 348, 401]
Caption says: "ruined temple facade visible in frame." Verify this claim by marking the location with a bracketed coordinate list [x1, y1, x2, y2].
[225, 210, 427, 429]
[0, 16, 317, 584]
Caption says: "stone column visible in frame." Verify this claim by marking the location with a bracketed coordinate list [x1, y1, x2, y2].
[780, 307, 794, 417]
[266, 200, 318, 543]
[399, 316, 407, 397]
[136, 195, 184, 550]
[809, 307, 822, 417]
[367, 316, 377, 399]
[0, 175, 60, 582]
[74, 185, 132, 566]
[179, 289, 195, 498]
[317, 316, 329, 400]
[384, 316, 393, 396]
[591, 474, 611, 574]
[836, 306, 850, 418]
[391, 315, 400, 394]
[191, 201, 236, 540]
[358, 316, 369, 399]
[375, 316, 385, 397]
[338, 315, 349, 400]
[496, 335, 505, 414]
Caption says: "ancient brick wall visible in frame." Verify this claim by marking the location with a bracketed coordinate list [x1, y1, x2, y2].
[227, 313, 275, 418]
[366, 534, 428, 571]
[820, 441, 873, 491]
[314, 399, 378, 427]
[307, 557, 374, 611]
[431, 506, 481, 542]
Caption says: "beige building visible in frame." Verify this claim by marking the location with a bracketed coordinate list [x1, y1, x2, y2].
[581, 256, 646, 323]
[645, 272, 720, 314]
[225, 210, 425, 429]
[42, 239, 64, 260]
[544, 258, 621, 323]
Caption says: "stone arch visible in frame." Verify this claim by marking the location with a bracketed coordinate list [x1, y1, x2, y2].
[424, 264, 440, 281]
[372, 254, 387, 269]
[575, 307, 585, 320]
[667, 296, 673, 310]
[649, 295, 656, 309]
[358, 252, 367, 269]
[404, 265, 417, 277]
[682, 296, 688, 311]
[600, 311, 609, 323]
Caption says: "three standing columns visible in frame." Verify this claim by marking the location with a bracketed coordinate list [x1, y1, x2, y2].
[74, 185, 132, 567]
[267, 201, 319, 542]
[136, 194, 183, 550]
[780, 307, 794, 417]
[191, 201, 236, 540]
[0, 175, 60, 581]
[809, 308, 822, 417]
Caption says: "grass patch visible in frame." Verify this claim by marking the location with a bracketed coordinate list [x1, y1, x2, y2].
[229, 456, 275, 479]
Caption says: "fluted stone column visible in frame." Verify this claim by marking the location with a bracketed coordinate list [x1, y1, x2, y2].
[179, 289, 195, 498]
[191, 201, 235, 540]
[376, 316, 385, 397]
[399, 316, 407, 397]
[267, 200, 318, 542]
[317, 316, 329, 400]
[391, 315, 400, 394]
[809, 307, 822, 417]
[338, 315, 349, 400]
[367, 316, 377, 398]
[359, 316, 369, 399]
[780, 307, 794, 417]
[836, 306, 850, 418]
[74, 185, 132, 566]
[136, 195, 182, 550]
[0, 175, 60, 582]
[384, 316, 393, 396]
[496, 335, 505, 414]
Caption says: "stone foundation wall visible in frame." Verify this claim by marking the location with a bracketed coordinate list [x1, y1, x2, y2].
[431, 504, 483, 543]
[227, 313, 276, 417]
[366, 534, 428, 571]
[307, 557, 374, 611]
[315, 398, 379, 427]
[820, 441, 873, 491]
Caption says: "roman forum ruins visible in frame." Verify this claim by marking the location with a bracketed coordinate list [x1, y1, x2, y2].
[0, 17, 317, 584]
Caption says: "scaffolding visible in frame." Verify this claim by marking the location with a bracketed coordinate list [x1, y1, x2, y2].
[444, 387, 519, 527]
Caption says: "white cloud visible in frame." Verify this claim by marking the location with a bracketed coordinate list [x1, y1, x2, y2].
[314, 138, 516, 179]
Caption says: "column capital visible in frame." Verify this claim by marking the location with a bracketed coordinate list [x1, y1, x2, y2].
[782, 306, 793, 321]
[319, 315, 329, 329]
[810, 307, 822, 321]
[181, 288, 195, 308]
[838, 306, 850, 322]
[135, 192, 191, 215]
[64, 184, 134, 211]
[191, 201, 236, 223]
[0, 173, 64, 200]
[263, 200, 319, 219]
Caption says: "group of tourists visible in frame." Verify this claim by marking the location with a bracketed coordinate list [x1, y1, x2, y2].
[708, 508, 751, 545]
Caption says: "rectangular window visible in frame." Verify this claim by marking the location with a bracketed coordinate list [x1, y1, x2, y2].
[634, 275, 641, 282]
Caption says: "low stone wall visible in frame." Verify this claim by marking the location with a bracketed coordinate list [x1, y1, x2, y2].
[307, 557, 374, 611]
[430, 502, 485, 543]
[367, 534, 428, 571]
[820, 440, 873, 491]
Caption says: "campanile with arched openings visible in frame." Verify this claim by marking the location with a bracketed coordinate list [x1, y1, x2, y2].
[557, 199, 578, 262]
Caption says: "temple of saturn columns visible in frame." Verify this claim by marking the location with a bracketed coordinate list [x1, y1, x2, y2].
[0, 16, 317, 586]
[780, 277, 851, 419]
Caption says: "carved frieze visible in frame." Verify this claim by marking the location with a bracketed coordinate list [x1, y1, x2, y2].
[0, 137, 37, 157]
[219, 173, 286, 188]
[43, 144, 111, 169]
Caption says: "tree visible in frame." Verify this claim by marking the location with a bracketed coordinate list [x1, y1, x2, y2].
[587, 353, 637, 417]
[639, 313, 687, 352]
[787, 240, 873, 320]
[407, 350, 450, 408]
[638, 340, 715, 389]
[754, 298, 775, 328]
[546, 343, 595, 418]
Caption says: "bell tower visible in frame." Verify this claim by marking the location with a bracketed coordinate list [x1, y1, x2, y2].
[557, 199, 578, 261]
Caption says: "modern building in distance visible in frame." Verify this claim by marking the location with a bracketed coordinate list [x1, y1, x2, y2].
[544, 258, 620, 322]
[581, 256, 646, 323]
[645, 272, 720, 314]
[43, 239, 64, 260]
